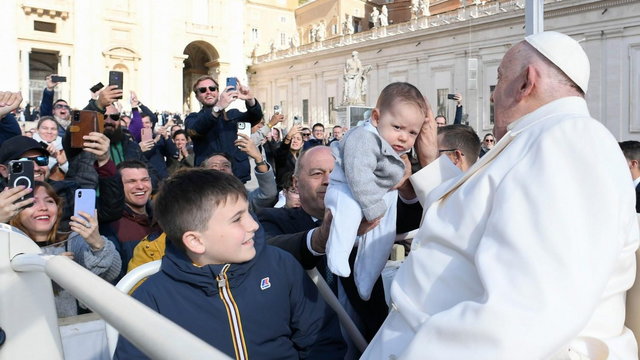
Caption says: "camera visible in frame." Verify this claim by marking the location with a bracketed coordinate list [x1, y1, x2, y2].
[237, 122, 247, 130]
[11, 162, 23, 173]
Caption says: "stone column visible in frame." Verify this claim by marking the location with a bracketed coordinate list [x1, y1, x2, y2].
[20, 47, 30, 103]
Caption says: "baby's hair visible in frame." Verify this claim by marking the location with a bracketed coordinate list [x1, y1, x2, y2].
[376, 82, 428, 116]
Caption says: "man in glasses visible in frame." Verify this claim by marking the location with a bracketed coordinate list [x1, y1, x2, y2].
[300, 128, 312, 140]
[436, 124, 480, 172]
[40, 74, 72, 137]
[185, 75, 263, 183]
[302, 123, 327, 150]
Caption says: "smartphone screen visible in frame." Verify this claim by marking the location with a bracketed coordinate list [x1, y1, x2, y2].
[237, 122, 251, 140]
[51, 75, 67, 83]
[73, 189, 96, 219]
[8, 160, 34, 205]
[141, 128, 153, 142]
[108, 71, 124, 99]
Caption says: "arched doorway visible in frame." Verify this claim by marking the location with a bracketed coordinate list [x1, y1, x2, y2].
[183, 41, 219, 114]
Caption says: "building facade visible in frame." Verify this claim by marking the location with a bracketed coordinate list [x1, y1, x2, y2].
[249, 0, 640, 140]
[0, 0, 296, 115]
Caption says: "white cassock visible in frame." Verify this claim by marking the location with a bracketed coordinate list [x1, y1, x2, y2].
[361, 97, 639, 360]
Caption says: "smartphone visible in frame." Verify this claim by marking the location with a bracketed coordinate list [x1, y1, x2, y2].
[108, 71, 124, 99]
[90, 82, 104, 93]
[293, 115, 302, 125]
[51, 75, 67, 83]
[274, 105, 281, 115]
[226, 77, 237, 91]
[8, 160, 34, 205]
[141, 127, 153, 142]
[237, 121, 251, 140]
[39, 141, 49, 149]
[70, 110, 105, 148]
[73, 189, 96, 219]
[447, 94, 457, 100]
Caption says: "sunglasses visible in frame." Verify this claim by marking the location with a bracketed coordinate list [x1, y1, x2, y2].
[197, 86, 218, 94]
[54, 104, 70, 110]
[19, 155, 49, 166]
[108, 114, 120, 121]
[485, 139, 495, 143]
[302, 133, 311, 137]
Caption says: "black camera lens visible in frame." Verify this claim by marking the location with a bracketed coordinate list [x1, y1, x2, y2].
[12, 163, 23, 173]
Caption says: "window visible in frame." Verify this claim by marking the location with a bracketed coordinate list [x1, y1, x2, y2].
[437, 88, 449, 117]
[34, 21, 56, 33]
[280, 33, 286, 46]
[280, 16, 287, 23]
[251, 28, 258, 41]
[489, 85, 495, 125]
[302, 99, 309, 123]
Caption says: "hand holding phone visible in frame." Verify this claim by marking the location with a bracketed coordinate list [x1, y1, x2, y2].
[0, 186, 34, 222]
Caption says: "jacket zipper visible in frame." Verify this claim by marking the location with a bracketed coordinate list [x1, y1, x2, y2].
[217, 264, 249, 360]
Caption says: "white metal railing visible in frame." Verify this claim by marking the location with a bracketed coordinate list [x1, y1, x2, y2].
[3, 226, 231, 360]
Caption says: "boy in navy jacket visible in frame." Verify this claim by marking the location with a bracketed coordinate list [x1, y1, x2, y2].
[115, 169, 345, 359]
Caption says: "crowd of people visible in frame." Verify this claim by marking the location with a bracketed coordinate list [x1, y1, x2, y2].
[0, 30, 638, 359]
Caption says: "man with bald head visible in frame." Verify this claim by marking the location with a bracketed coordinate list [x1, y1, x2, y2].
[362, 32, 639, 359]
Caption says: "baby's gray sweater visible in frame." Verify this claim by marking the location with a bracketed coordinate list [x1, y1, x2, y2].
[331, 123, 405, 221]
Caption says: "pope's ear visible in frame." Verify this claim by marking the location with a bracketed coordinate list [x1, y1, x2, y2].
[182, 231, 205, 255]
[518, 65, 538, 100]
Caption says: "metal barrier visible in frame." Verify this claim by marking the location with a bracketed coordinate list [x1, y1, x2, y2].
[1, 226, 230, 360]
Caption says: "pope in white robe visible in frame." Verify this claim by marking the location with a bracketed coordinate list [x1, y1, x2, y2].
[361, 32, 639, 360]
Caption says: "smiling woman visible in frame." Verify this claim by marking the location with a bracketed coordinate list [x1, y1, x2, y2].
[9, 181, 121, 317]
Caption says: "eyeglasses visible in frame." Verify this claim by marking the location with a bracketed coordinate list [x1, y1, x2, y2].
[54, 104, 70, 110]
[485, 139, 495, 143]
[107, 114, 120, 121]
[302, 133, 311, 137]
[19, 156, 49, 166]
[197, 86, 218, 94]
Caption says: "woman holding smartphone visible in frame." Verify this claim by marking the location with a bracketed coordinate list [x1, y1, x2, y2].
[274, 124, 303, 190]
[10, 181, 121, 317]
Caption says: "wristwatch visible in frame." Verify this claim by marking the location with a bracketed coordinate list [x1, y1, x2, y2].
[212, 105, 222, 114]
[254, 160, 267, 167]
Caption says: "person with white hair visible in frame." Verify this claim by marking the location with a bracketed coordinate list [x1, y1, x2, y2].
[361, 31, 639, 360]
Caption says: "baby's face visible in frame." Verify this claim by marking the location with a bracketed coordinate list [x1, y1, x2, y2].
[372, 101, 424, 153]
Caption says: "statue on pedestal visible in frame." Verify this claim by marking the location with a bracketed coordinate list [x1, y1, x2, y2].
[419, 0, 431, 17]
[380, 5, 389, 27]
[371, 7, 380, 28]
[343, 14, 354, 35]
[316, 21, 326, 42]
[411, 0, 419, 20]
[342, 51, 372, 105]
[290, 33, 299, 49]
